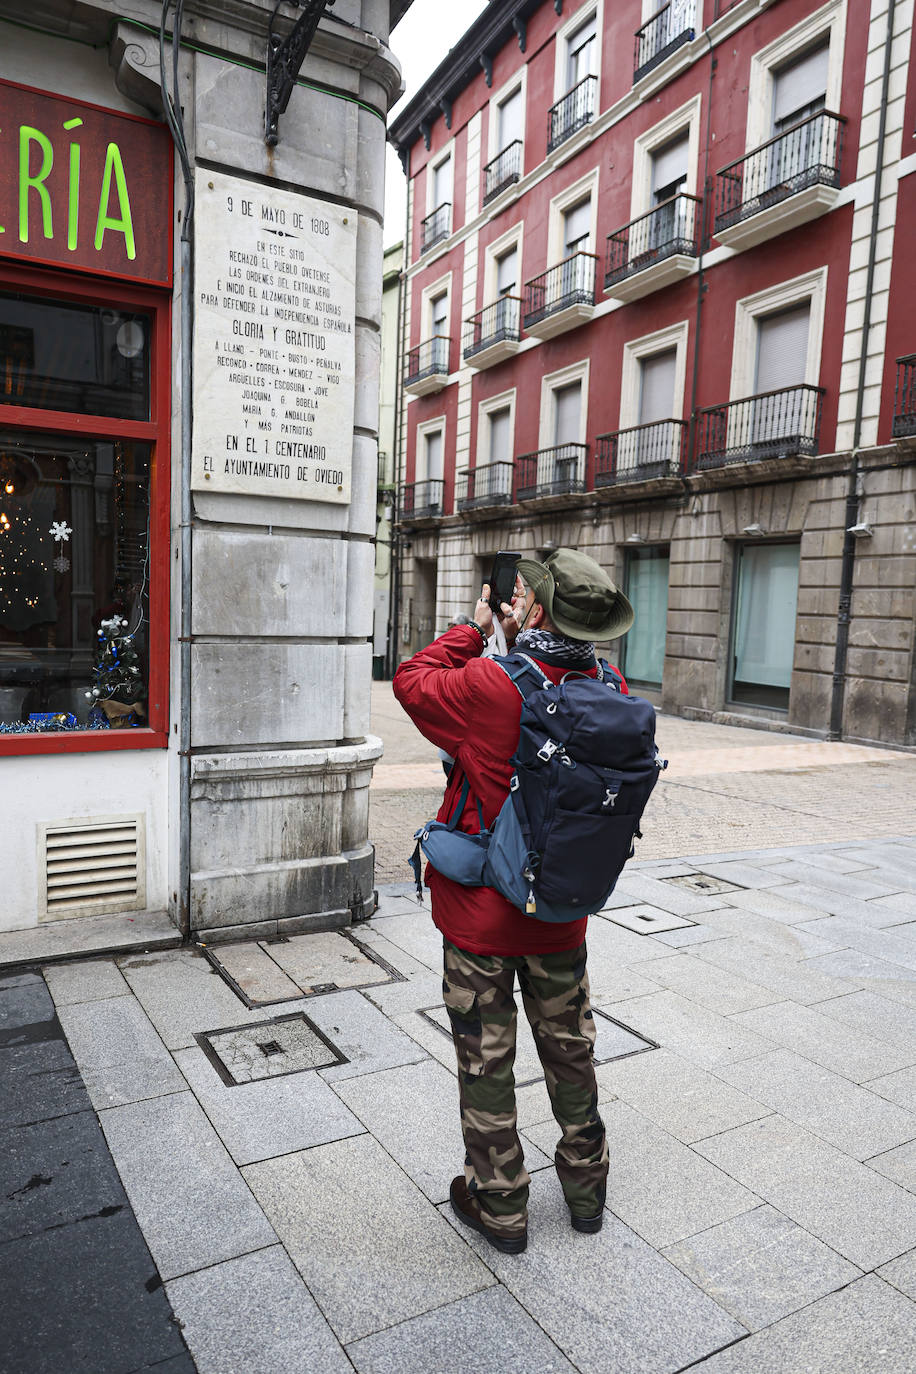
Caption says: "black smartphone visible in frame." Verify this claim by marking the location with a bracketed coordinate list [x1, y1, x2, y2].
[488, 550, 521, 613]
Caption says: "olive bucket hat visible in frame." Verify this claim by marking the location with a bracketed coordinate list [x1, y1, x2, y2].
[515, 548, 635, 641]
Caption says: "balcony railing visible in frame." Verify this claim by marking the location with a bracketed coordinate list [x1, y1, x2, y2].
[463, 298, 521, 361]
[400, 479, 445, 520]
[484, 140, 523, 203]
[605, 194, 701, 289]
[455, 462, 515, 511]
[634, 3, 695, 82]
[695, 385, 825, 469]
[404, 336, 450, 388]
[420, 202, 451, 254]
[893, 355, 916, 438]
[516, 444, 588, 500]
[595, 421, 687, 485]
[523, 253, 597, 330]
[715, 112, 845, 234]
[547, 75, 597, 152]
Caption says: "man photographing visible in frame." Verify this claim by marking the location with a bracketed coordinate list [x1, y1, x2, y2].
[393, 549, 635, 1253]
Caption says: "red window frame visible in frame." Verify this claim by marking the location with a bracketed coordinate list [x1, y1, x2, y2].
[0, 262, 171, 756]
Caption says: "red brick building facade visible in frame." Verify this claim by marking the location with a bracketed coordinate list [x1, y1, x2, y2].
[389, 0, 916, 745]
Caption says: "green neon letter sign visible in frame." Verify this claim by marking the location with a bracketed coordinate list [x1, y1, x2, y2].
[64, 117, 83, 252]
[94, 142, 136, 259]
[19, 125, 54, 243]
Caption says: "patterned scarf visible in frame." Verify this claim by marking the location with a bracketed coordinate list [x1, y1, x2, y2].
[515, 626, 597, 669]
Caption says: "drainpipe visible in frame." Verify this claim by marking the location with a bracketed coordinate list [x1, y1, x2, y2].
[829, 0, 897, 739]
[685, 32, 716, 474]
[160, 1, 195, 936]
[387, 189, 410, 677]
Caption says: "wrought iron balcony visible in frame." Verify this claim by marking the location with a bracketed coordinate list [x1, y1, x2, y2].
[515, 444, 588, 501]
[420, 202, 451, 254]
[522, 252, 597, 339]
[595, 420, 687, 486]
[634, 3, 695, 83]
[893, 355, 916, 438]
[547, 75, 597, 153]
[399, 479, 445, 521]
[604, 193, 701, 300]
[462, 298, 522, 368]
[404, 336, 450, 396]
[455, 462, 515, 512]
[695, 385, 825, 470]
[714, 112, 845, 246]
[484, 140, 523, 203]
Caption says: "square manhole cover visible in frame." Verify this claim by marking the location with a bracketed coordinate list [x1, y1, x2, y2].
[665, 873, 742, 895]
[196, 1012, 347, 1086]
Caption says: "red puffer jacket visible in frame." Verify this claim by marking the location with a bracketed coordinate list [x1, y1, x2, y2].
[392, 624, 628, 956]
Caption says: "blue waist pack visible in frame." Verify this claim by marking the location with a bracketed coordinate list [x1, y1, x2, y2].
[409, 653, 666, 923]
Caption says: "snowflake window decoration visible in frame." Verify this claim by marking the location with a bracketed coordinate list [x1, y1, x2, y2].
[53, 555, 71, 573]
[49, 521, 73, 543]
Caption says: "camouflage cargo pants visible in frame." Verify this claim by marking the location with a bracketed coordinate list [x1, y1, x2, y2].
[442, 937, 608, 1239]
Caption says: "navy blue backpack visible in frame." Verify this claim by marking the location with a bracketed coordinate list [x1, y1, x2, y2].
[410, 652, 666, 922]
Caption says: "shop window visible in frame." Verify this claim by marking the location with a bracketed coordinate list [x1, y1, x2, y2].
[730, 542, 800, 710]
[622, 546, 669, 687]
[0, 275, 168, 752]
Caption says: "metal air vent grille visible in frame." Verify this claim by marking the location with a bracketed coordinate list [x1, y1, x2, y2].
[38, 814, 146, 921]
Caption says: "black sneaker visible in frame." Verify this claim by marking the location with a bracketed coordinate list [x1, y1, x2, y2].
[569, 1208, 604, 1233]
[449, 1176, 527, 1254]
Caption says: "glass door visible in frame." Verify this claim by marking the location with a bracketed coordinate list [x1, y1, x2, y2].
[730, 542, 800, 709]
[622, 547, 669, 687]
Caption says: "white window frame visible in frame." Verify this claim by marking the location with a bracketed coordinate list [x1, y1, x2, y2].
[547, 167, 600, 266]
[486, 67, 529, 165]
[420, 270, 452, 341]
[426, 138, 456, 218]
[538, 359, 590, 449]
[729, 267, 828, 402]
[475, 388, 517, 467]
[483, 223, 524, 304]
[630, 94, 703, 220]
[415, 414, 447, 483]
[553, 1, 604, 102]
[620, 321, 690, 431]
[745, 0, 847, 152]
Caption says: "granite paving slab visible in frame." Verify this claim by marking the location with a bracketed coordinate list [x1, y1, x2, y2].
[363, 911, 445, 972]
[307, 989, 428, 1083]
[242, 1134, 494, 1344]
[600, 990, 774, 1070]
[438, 1169, 746, 1374]
[583, 914, 679, 969]
[345, 1283, 577, 1374]
[360, 971, 445, 1015]
[631, 952, 777, 1015]
[758, 850, 876, 875]
[55, 993, 186, 1109]
[203, 943, 302, 1005]
[697, 908, 846, 959]
[174, 1044, 364, 1166]
[99, 1091, 277, 1281]
[878, 1249, 916, 1300]
[773, 884, 916, 930]
[526, 1100, 759, 1248]
[756, 861, 899, 900]
[166, 1245, 351, 1374]
[719, 887, 841, 925]
[866, 1139, 916, 1191]
[662, 1204, 861, 1331]
[0, 1037, 89, 1127]
[652, 925, 727, 947]
[350, 924, 433, 980]
[693, 861, 793, 888]
[258, 931, 391, 994]
[610, 873, 727, 916]
[0, 1207, 193, 1374]
[687, 1274, 916, 1373]
[0, 1109, 121, 1243]
[865, 1065, 916, 1110]
[718, 1050, 916, 1160]
[803, 946, 916, 1009]
[0, 976, 54, 1031]
[116, 948, 269, 1050]
[392, 1007, 459, 1076]
[42, 959, 130, 1006]
[595, 1048, 769, 1144]
[731, 1000, 916, 1082]
[694, 1115, 916, 1270]
[0, 971, 43, 990]
[0, 908, 179, 970]
[334, 1058, 551, 1203]
[809, 988, 916, 1054]
[690, 934, 855, 1003]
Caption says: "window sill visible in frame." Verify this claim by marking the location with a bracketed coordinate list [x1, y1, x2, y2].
[0, 727, 169, 757]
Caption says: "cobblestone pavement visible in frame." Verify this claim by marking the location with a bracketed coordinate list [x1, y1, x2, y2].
[370, 681, 916, 882]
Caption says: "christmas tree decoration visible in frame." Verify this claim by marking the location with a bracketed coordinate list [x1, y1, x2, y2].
[84, 614, 145, 724]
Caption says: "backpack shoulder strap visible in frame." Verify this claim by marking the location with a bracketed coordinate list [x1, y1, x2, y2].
[489, 652, 552, 702]
[599, 658, 625, 693]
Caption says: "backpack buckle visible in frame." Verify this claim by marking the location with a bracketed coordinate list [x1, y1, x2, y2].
[545, 701, 558, 715]
[537, 739, 558, 762]
[509, 774, 520, 792]
[602, 787, 618, 809]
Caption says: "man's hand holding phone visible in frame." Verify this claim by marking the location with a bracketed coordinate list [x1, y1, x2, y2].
[473, 574, 524, 647]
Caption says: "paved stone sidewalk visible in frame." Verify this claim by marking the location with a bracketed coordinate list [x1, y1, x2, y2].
[9, 835, 916, 1372]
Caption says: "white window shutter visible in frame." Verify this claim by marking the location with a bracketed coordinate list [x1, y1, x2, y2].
[755, 303, 811, 392]
[638, 349, 677, 424]
[498, 89, 523, 150]
[488, 408, 511, 463]
[553, 381, 582, 445]
[564, 199, 592, 253]
[433, 155, 453, 207]
[773, 44, 829, 125]
[651, 134, 690, 196]
[422, 429, 444, 482]
[496, 248, 518, 295]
